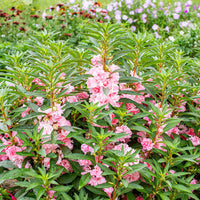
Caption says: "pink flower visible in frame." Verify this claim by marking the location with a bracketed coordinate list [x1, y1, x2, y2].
[58, 159, 73, 172]
[114, 143, 133, 154]
[136, 196, 144, 200]
[92, 86, 102, 94]
[66, 96, 78, 103]
[21, 107, 30, 117]
[130, 25, 136, 32]
[43, 157, 50, 168]
[47, 190, 56, 200]
[38, 122, 53, 136]
[141, 138, 154, 151]
[87, 77, 98, 88]
[81, 144, 94, 155]
[82, 165, 106, 186]
[78, 159, 93, 167]
[110, 64, 120, 72]
[110, 113, 118, 125]
[190, 178, 198, 185]
[137, 131, 147, 142]
[115, 125, 132, 142]
[154, 139, 166, 151]
[57, 116, 71, 127]
[114, 144, 140, 165]
[166, 127, 180, 136]
[86, 62, 120, 108]
[144, 117, 152, 125]
[169, 170, 175, 174]
[123, 171, 140, 183]
[91, 55, 103, 67]
[32, 78, 46, 86]
[186, 128, 195, 136]
[141, 13, 147, 23]
[42, 144, 58, 154]
[58, 136, 73, 150]
[103, 187, 113, 198]
[89, 175, 106, 186]
[5, 146, 26, 168]
[190, 136, 200, 146]
[77, 92, 89, 100]
[88, 166, 106, 186]
[34, 97, 44, 106]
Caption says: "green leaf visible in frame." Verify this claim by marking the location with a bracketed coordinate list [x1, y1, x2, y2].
[158, 193, 170, 200]
[175, 155, 199, 163]
[188, 193, 200, 200]
[15, 181, 30, 188]
[119, 77, 141, 83]
[0, 168, 28, 183]
[126, 192, 136, 200]
[166, 172, 189, 177]
[57, 173, 78, 184]
[128, 182, 144, 190]
[97, 163, 115, 176]
[12, 125, 34, 131]
[26, 181, 43, 191]
[132, 126, 150, 133]
[19, 112, 45, 122]
[121, 179, 128, 188]
[65, 153, 94, 162]
[119, 90, 142, 96]
[172, 184, 192, 193]
[95, 183, 112, 189]
[37, 149, 46, 157]
[52, 185, 73, 192]
[16, 152, 35, 157]
[27, 101, 39, 112]
[79, 173, 91, 190]
[0, 160, 15, 168]
[36, 187, 45, 200]
[60, 192, 73, 200]
[163, 118, 182, 132]
[85, 185, 107, 196]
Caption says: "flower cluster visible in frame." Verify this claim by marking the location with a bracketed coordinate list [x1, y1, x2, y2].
[87, 55, 120, 107]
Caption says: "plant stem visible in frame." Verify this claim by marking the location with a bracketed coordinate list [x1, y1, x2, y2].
[1, 104, 13, 142]
[160, 82, 166, 108]
[133, 48, 139, 77]
[110, 167, 121, 200]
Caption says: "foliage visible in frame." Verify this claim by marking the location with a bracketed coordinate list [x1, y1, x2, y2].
[0, 0, 200, 199]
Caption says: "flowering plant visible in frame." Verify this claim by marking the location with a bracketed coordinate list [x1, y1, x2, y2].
[0, 22, 200, 200]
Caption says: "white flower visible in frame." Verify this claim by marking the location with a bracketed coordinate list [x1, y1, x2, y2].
[152, 24, 159, 31]
[173, 13, 180, 19]
[125, 0, 134, 5]
[122, 15, 128, 20]
[42, 11, 46, 18]
[165, 26, 169, 32]
[56, 6, 60, 12]
[107, 5, 113, 12]
[169, 36, 175, 42]
[180, 31, 184, 35]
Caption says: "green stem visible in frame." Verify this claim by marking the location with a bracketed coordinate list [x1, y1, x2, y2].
[1, 104, 14, 143]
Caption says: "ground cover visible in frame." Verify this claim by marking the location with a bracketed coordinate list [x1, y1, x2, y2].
[0, 0, 200, 200]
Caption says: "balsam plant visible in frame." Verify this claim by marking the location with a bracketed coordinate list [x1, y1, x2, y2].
[0, 22, 200, 200]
